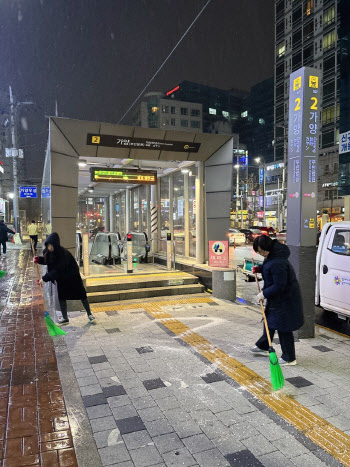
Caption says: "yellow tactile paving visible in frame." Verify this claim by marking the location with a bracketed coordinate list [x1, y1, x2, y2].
[86, 272, 185, 285]
[90, 296, 350, 465]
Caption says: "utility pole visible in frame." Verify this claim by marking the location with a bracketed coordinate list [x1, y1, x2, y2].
[9, 86, 20, 233]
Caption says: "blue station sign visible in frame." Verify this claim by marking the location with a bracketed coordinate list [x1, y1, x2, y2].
[19, 186, 37, 198]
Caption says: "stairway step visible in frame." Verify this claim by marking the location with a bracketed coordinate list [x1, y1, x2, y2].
[86, 273, 198, 293]
[87, 284, 205, 303]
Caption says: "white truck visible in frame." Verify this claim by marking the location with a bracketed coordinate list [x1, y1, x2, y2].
[315, 222, 350, 320]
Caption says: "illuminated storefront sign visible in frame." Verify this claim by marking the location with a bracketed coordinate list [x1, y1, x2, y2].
[259, 168, 264, 184]
[266, 163, 284, 171]
[287, 67, 321, 246]
[340, 130, 350, 155]
[87, 134, 201, 153]
[91, 168, 157, 185]
[166, 85, 180, 96]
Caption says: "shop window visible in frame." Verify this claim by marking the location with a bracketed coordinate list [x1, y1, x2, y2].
[276, 41, 286, 57]
[181, 120, 188, 127]
[180, 107, 188, 116]
[324, 6, 335, 26]
[191, 109, 200, 117]
[323, 30, 336, 51]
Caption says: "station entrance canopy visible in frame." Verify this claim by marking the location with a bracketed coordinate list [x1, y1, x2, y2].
[42, 117, 233, 261]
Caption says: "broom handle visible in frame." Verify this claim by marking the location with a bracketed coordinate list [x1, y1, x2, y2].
[31, 239, 43, 290]
[252, 259, 272, 348]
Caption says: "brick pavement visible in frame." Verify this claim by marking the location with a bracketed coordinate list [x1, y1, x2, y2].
[0, 250, 77, 466]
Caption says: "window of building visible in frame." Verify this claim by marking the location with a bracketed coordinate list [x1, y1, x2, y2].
[276, 41, 285, 57]
[276, 62, 285, 80]
[241, 110, 248, 118]
[180, 107, 188, 116]
[151, 106, 158, 113]
[276, 83, 284, 98]
[292, 51, 302, 70]
[292, 6, 302, 26]
[292, 28, 302, 46]
[259, 118, 265, 125]
[163, 118, 170, 126]
[334, 162, 339, 172]
[304, 0, 314, 16]
[324, 6, 335, 26]
[276, 20, 284, 37]
[209, 108, 216, 115]
[324, 164, 330, 174]
[222, 110, 230, 119]
[162, 105, 169, 113]
[190, 120, 200, 129]
[322, 106, 335, 124]
[171, 106, 176, 114]
[324, 55, 335, 74]
[323, 81, 335, 100]
[323, 30, 336, 51]
[181, 119, 188, 127]
[190, 109, 200, 117]
[322, 129, 334, 148]
[276, 0, 284, 17]
[276, 104, 284, 120]
[303, 21, 314, 40]
[303, 44, 313, 61]
[171, 118, 175, 126]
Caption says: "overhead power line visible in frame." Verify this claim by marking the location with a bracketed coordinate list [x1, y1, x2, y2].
[117, 0, 212, 124]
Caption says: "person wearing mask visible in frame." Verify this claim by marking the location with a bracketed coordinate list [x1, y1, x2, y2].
[34, 232, 95, 324]
[28, 220, 39, 251]
[251, 235, 304, 365]
[0, 220, 15, 257]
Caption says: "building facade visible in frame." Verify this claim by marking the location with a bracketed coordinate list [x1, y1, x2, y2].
[130, 92, 202, 133]
[275, 0, 350, 218]
[164, 81, 247, 135]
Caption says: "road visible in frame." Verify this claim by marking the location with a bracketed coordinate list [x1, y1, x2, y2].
[231, 244, 350, 337]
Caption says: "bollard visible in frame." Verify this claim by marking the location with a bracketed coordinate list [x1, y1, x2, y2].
[127, 233, 133, 273]
[82, 232, 89, 276]
[166, 232, 172, 271]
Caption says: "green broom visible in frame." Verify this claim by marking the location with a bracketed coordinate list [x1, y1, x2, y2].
[30, 240, 66, 337]
[0, 270, 6, 279]
[253, 261, 284, 391]
[44, 311, 67, 336]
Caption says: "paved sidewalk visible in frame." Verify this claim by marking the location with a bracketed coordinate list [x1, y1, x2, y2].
[3, 249, 350, 466]
[0, 250, 78, 466]
[49, 292, 350, 466]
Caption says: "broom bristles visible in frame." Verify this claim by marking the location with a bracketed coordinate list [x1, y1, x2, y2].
[44, 314, 67, 336]
[269, 348, 285, 391]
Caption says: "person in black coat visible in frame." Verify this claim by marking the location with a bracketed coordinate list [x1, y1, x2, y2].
[34, 232, 95, 324]
[0, 220, 15, 256]
[251, 235, 304, 365]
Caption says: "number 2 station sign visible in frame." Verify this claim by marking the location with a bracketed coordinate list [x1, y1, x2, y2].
[287, 67, 321, 247]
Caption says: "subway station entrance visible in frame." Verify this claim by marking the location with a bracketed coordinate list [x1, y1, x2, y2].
[42, 117, 235, 300]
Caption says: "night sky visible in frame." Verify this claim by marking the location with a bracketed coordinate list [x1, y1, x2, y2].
[0, 0, 274, 178]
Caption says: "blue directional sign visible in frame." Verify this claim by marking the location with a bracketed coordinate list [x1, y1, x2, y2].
[41, 187, 51, 198]
[19, 186, 37, 198]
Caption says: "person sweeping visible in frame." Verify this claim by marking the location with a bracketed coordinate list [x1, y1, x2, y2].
[34, 232, 95, 325]
[251, 235, 304, 366]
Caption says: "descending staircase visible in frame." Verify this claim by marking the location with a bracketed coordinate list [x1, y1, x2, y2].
[86, 272, 205, 303]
